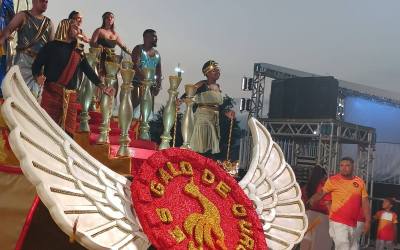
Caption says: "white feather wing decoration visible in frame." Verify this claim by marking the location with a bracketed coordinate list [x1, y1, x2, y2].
[240, 118, 308, 250]
[1, 66, 150, 250]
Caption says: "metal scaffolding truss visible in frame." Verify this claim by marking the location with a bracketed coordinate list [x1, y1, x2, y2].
[248, 64, 267, 118]
[261, 119, 375, 178]
[240, 118, 376, 186]
[264, 119, 375, 145]
[240, 63, 376, 189]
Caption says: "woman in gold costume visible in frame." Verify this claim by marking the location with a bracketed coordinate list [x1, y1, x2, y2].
[186, 60, 235, 156]
[90, 12, 130, 101]
[90, 12, 130, 75]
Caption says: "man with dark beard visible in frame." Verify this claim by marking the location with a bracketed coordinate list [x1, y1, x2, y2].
[32, 19, 113, 135]
[131, 29, 162, 115]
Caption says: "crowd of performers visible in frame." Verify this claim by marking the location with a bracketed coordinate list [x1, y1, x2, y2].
[0, 0, 235, 158]
[301, 157, 398, 250]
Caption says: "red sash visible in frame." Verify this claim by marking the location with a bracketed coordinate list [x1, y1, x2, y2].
[41, 49, 81, 134]
[56, 50, 81, 87]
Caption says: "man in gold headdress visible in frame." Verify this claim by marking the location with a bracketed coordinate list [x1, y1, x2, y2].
[180, 60, 235, 158]
[68, 10, 90, 43]
[0, 0, 54, 98]
[32, 19, 113, 135]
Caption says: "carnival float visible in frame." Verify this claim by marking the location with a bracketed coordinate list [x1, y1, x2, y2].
[0, 64, 308, 249]
[0, 0, 312, 249]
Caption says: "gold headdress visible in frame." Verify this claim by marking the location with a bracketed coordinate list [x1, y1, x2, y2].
[54, 19, 72, 43]
[202, 60, 219, 76]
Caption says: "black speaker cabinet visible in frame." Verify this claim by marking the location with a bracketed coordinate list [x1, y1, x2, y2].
[269, 76, 339, 119]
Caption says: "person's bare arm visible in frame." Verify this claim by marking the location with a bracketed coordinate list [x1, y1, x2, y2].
[115, 34, 130, 54]
[131, 45, 143, 80]
[48, 20, 55, 41]
[372, 212, 378, 221]
[308, 190, 328, 207]
[81, 32, 90, 43]
[324, 200, 332, 213]
[361, 196, 371, 233]
[90, 28, 101, 47]
[31, 43, 48, 86]
[0, 12, 25, 44]
[155, 58, 162, 84]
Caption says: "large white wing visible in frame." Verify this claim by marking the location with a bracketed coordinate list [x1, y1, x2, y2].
[1, 66, 150, 250]
[240, 118, 307, 250]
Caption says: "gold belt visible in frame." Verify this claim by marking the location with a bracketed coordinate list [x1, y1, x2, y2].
[198, 104, 219, 111]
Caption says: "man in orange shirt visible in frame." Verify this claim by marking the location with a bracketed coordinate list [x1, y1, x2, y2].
[374, 197, 397, 250]
[309, 157, 371, 250]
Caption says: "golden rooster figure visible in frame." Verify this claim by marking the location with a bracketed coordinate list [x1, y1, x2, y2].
[183, 178, 227, 250]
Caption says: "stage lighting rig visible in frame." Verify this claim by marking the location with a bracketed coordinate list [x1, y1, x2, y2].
[336, 96, 345, 120]
[241, 77, 254, 91]
[240, 76, 253, 113]
[239, 98, 252, 112]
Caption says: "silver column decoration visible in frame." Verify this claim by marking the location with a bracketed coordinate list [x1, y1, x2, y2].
[181, 84, 196, 149]
[96, 61, 120, 144]
[117, 62, 135, 156]
[159, 75, 182, 149]
[139, 68, 155, 140]
[79, 47, 101, 132]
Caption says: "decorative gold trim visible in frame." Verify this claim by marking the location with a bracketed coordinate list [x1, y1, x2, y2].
[50, 187, 86, 197]
[64, 210, 99, 215]
[202, 61, 219, 76]
[60, 89, 76, 130]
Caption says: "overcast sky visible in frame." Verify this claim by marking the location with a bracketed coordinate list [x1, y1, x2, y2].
[44, 0, 400, 103]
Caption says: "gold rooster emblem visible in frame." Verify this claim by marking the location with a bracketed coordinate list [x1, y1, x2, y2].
[183, 178, 227, 250]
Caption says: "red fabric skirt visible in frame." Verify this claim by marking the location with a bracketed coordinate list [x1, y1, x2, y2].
[40, 83, 78, 134]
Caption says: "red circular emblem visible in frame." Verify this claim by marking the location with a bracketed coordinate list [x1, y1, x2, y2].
[131, 148, 267, 250]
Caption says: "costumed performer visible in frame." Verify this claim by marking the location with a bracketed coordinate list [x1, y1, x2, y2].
[32, 19, 113, 135]
[0, 0, 54, 99]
